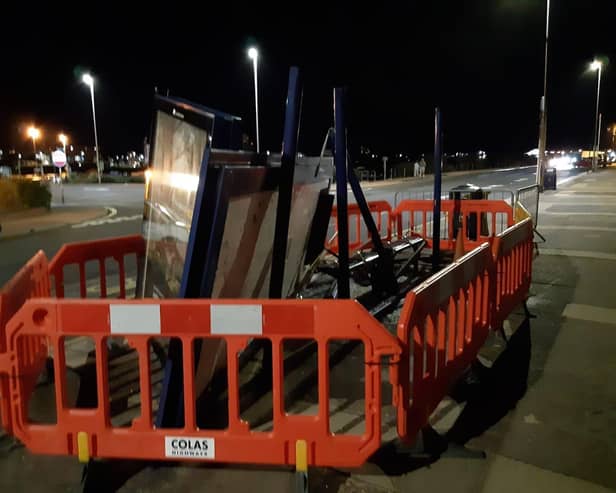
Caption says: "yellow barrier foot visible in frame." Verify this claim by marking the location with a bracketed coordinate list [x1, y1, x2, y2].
[295, 440, 309, 493]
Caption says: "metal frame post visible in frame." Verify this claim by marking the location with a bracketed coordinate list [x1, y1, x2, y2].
[334, 88, 350, 299]
[432, 108, 442, 271]
[269, 67, 302, 298]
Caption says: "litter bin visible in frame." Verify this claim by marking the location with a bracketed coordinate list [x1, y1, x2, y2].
[544, 167, 557, 190]
[449, 184, 490, 241]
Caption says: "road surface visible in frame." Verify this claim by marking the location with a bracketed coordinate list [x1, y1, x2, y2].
[0, 166, 584, 286]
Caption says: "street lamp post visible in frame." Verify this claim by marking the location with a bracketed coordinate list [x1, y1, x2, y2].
[590, 60, 603, 172]
[247, 47, 260, 153]
[82, 73, 102, 183]
[58, 133, 68, 203]
[27, 126, 42, 177]
[536, 0, 551, 189]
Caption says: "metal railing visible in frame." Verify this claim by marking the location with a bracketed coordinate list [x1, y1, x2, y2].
[394, 189, 515, 209]
[515, 185, 540, 228]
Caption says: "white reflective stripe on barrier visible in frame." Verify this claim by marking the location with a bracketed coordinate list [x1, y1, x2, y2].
[210, 304, 263, 335]
[110, 304, 161, 334]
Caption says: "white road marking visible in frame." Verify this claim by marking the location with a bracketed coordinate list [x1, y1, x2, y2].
[542, 201, 616, 207]
[542, 211, 616, 217]
[70, 206, 116, 228]
[563, 303, 616, 326]
[494, 165, 536, 172]
[557, 186, 616, 193]
[513, 178, 529, 182]
[72, 213, 141, 228]
[557, 173, 588, 186]
[539, 225, 616, 233]
[555, 193, 616, 198]
[540, 248, 616, 261]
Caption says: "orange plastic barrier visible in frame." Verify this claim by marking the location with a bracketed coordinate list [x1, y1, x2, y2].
[393, 199, 514, 252]
[48, 235, 145, 298]
[1, 297, 401, 467]
[0, 250, 50, 435]
[0, 215, 535, 470]
[393, 199, 443, 248]
[326, 201, 392, 254]
[491, 218, 534, 331]
[390, 244, 492, 442]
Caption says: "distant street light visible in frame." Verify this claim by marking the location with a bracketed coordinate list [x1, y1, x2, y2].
[247, 47, 260, 153]
[27, 125, 40, 153]
[590, 60, 603, 172]
[27, 126, 43, 176]
[81, 72, 102, 183]
[58, 133, 68, 169]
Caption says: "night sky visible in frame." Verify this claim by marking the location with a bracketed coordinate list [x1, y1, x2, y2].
[1, 1, 615, 158]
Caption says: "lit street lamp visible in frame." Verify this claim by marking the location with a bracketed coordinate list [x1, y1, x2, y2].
[590, 60, 603, 172]
[59, 133, 68, 170]
[81, 73, 102, 183]
[247, 47, 260, 153]
[27, 125, 43, 176]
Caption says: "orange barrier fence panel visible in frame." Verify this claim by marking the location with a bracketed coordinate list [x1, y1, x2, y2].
[491, 218, 533, 330]
[391, 244, 492, 442]
[48, 235, 145, 299]
[0, 250, 50, 435]
[392, 199, 514, 253]
[326, 201, 393, 254]
[1, 297, 401, 468]
[393, 199, 452, 249]
[457, 200, 513, 251]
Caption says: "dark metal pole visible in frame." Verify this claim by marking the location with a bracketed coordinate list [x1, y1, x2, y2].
[334, 88, 350, 299]
[347, 160, 386, 256]
[269, 66, 302, 298]
[432, 107, 442, 272]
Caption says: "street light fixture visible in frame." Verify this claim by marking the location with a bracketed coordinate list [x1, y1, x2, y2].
[590, 60, 603, 172]
[58, 133, 68, 170]
[27, 126, 40, 152]
[27, 126, 43, 176]
[247, 46, 260, 153]
[81, 72, 102, 183]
